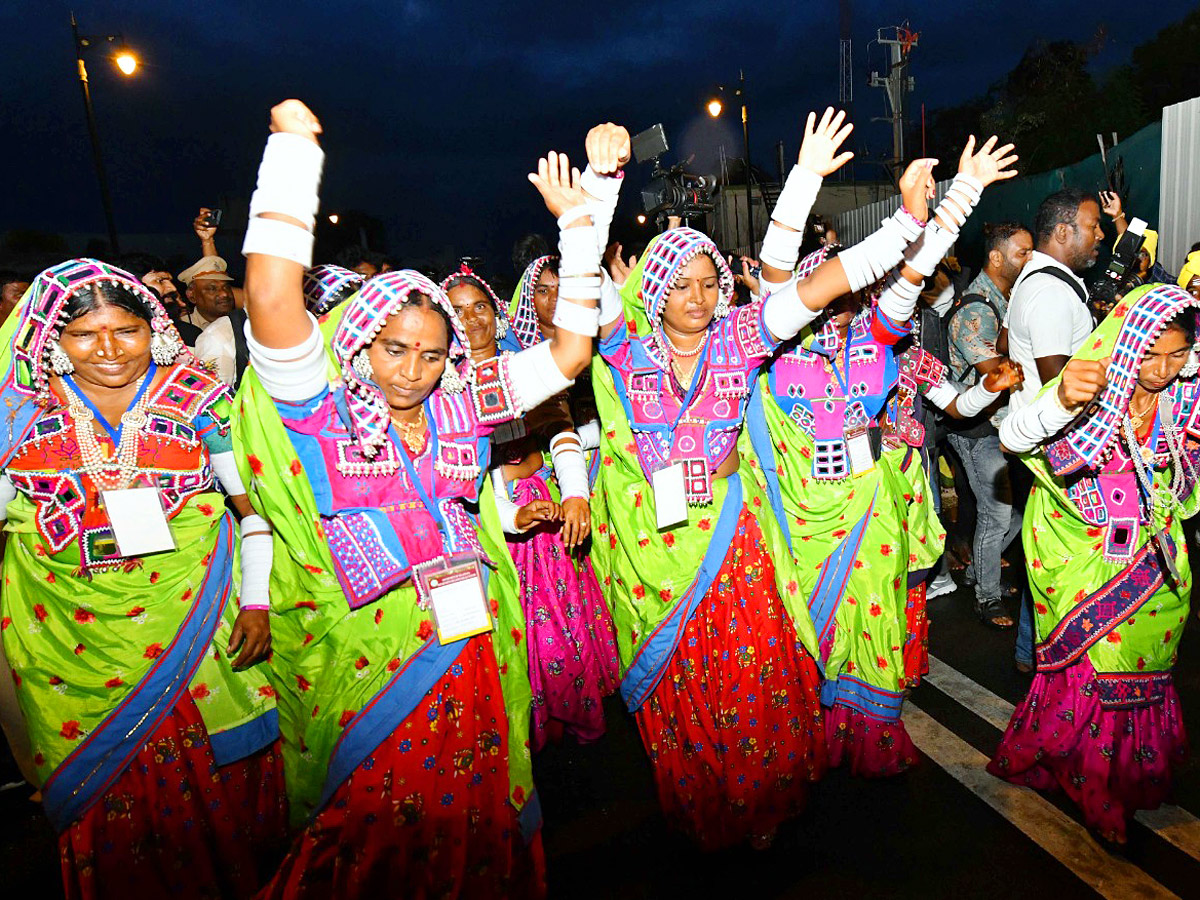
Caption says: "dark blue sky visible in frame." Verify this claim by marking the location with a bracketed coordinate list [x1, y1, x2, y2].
[1, 0, 1192, 268]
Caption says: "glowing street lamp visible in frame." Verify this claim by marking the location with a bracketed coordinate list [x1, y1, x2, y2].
[115, 52, 138, 75]
[328, 214, 340, 225]
[636, 213, 647, 225]
[706, 98, 723, 118]
[70, 11, 140, 254]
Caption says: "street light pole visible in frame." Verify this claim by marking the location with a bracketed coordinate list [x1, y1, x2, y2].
[738, 70, 754, 257]
[71, 11, 121, 255]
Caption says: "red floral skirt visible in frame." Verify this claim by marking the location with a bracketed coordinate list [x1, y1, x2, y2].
[261, 635, 545, 900]
[59, 694, 287, 900]
[903, 582, 929, 689]
[635, 506, 826, 851]
[988, 655, 1188, 842]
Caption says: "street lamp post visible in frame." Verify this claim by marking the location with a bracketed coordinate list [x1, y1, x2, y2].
[709, 71, 755, 256]
[70, 11, 137, 255]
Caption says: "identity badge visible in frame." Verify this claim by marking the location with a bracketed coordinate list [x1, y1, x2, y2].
[416, 554, 493, 645]
[651, 461, 689, 531]
[100, 487, 176, 558]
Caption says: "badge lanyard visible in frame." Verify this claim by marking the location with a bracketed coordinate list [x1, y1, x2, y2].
[391, 397, 449, 553]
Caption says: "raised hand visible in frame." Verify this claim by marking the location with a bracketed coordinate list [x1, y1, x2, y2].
[604, 242, 636, 287]
[797, 107, 855, 177]
[194, 207, 217, 243]
[957, 135, 1018, 187]
[1057, 356, 1110, 411]
[737, 257, 761, 296]
[528, 151, 588, 219]
[515, 499, 562, 531]
[983, 359, 1024, 393]
[899, 158, 938, 223]
[585, 123, 631, 176]
[269, 99, 322, 143]
[560, 497, 592, 553]
[1099, 190, 1123, 219]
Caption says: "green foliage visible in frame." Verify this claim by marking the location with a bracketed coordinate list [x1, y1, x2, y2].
[922, 10, 1198, 178]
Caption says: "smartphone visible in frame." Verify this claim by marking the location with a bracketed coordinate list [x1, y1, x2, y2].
[203, 209, 223, 228]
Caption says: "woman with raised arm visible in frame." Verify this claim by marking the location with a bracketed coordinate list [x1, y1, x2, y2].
[744, 136, 1020, 777]
[584, 109, 920, 850]
[0, 260, 283, 900]
[988, 283, 1200, 845]
[444, 262, 618, 751]
[233, 99, 600, 898]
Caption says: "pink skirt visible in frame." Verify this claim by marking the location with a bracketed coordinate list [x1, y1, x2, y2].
[988, 655, 1188, 842]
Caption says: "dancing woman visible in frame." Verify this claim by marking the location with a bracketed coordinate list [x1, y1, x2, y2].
[989, 283, 1200, 844]
[0, 261, 283, 900]
[587, 109, 932, 849]
[745, 137, 1019, 776]
[444, 263, 618, 751]
[233, 99, 601, 897]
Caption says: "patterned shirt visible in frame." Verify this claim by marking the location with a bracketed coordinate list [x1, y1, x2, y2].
[947, 271, 1008, 386]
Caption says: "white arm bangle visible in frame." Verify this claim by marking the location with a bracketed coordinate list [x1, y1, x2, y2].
[559, 223, 600, 277]
[998, 386, 1078, 452]
[930, 173, 983, 234]
[557, 204, 596, 230]
[552, 297, 600, 336]
[759, 223, 806, 274]
[876, 269, 924, 323]
[952, 379, 1001, 418]
[247, 132, 325, 229]
[581, 167, 623, 255]
[0, 473, 16, 522]
[246, 313, 328, 401]
[762, 276, 822, 340]
[551, 437, 590, 501]
[558, 275, 603, 301]
[772, 166, 824, 231]
[576, 419, 601, 451]
[491, 470, 525, 534]
[239, 513, 273, 610]
[210, 450, 247, 495]
[242, 216, 315, 269]
[508, 339, 574, 413]
[599, 273, 624, 327]
[838, 208, 925, 293]
[923, 381, 959, 410]
[903, 221, 958, 278]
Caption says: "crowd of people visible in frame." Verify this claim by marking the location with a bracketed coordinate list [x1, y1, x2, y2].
[0, 97, 1198, 899]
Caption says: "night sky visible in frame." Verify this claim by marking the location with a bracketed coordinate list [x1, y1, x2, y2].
[2, 0, 1193, 270]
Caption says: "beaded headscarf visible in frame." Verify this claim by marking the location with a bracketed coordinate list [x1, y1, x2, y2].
[508, 255, 556, 350]
[12, 258, 190, 405]
[440, 263, 516, 349]
[331, 269, 469, 458]
[1049, 283, 1200, 472]
[303, 265, 364, 317]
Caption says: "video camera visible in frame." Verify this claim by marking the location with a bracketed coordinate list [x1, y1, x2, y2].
[1089, 216, 1147, 318]
[630, 124, 718, 225]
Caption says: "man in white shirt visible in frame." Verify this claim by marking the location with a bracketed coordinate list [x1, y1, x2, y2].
[1003, 188, 1105, 412]
[1001, 187, 1104, 672]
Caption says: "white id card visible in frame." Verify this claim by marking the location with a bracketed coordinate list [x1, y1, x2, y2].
[651, 462, 689, 531]
[100, 488, 176, 557]
[845, 426, 875, 475]
[418, 556, 493, 645]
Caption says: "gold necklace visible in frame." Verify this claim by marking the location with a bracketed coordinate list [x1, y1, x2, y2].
[393, 406, 427, 454]
[1129, 394, 1157, 431]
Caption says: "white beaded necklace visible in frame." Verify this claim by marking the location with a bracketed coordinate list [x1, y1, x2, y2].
[62, 373, 152, 491]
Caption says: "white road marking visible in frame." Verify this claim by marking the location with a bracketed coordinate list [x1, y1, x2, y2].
[922, 654, 1200, 862]
[904, 704, 1180, 900]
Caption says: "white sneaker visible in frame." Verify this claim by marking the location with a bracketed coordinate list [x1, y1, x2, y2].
[926, 572, 956, 599]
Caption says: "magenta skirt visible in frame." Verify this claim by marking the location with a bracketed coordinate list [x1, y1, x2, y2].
[988, 655, 1188, 842]
[508, 473, 620, 751]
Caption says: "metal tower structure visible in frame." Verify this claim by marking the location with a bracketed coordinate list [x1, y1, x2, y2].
[868, 22, 919, 178]
[839, 0, 853, 107]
